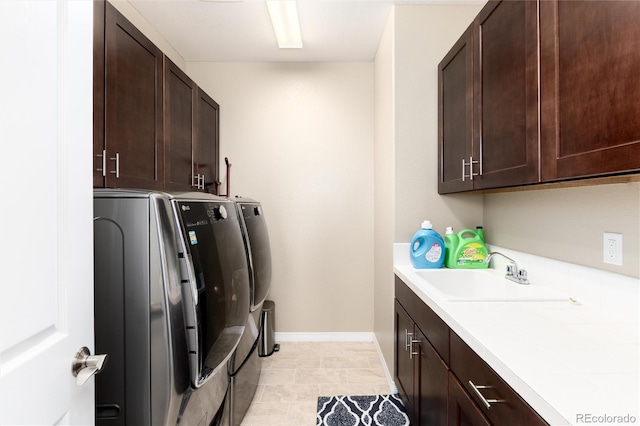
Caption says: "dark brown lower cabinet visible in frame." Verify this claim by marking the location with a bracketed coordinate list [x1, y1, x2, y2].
[448, 372, 492, 426]
[395, 276, 550, 426]
[416, 327, 449, 425]
[450, 332, 548, 426]
[394, 300, 417, 419]
[394, 301, 448, 426]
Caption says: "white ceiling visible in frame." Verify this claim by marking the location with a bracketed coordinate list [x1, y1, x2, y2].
[128, 0, 481, 62]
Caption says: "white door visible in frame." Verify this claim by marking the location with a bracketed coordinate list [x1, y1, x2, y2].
[0, 1, 95, 424]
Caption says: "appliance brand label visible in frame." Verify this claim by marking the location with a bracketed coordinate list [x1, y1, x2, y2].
[188, 230, 198, 245]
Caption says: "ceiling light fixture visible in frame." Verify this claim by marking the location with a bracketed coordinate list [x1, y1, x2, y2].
[266, 0, 303, 49]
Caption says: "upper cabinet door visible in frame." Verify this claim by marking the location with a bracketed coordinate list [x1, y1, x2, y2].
[164, 58, 197, 191]
[195, 88, 220, 194]
[104, 2, 164, 189]
[540, 0, 640, 181]
[473, 0, 539, 190]
[93, 1, 106, 188]
[438, 25, 475, 194]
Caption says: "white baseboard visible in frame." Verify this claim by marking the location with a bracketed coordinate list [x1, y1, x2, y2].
[275, 332, 374, 342]
[372, 333, 398, 395]
[274, 332, 398, 394]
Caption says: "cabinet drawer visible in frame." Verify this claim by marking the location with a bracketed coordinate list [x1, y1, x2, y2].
[448, 371, 491, 426]
[450, 332, 548, 426]
[395, 276, 449, 364]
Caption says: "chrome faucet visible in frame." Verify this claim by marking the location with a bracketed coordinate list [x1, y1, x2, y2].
[485, 252, 530, 285]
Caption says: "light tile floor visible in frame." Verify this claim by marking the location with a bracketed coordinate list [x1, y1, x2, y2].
[240, 341, 392, 425]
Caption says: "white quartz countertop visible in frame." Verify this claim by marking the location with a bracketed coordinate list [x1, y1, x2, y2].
[394, 244, 640, 426]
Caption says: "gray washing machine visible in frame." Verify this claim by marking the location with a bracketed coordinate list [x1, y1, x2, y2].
[93, 190, 250, 426]
[227, 199, 273, 426]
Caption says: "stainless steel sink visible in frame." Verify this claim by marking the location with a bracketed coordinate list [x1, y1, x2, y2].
[413, 269, 568, 302]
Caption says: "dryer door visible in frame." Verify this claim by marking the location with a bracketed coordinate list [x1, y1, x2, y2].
[175, 199, 250, 387]
[238, 202, 272, 311]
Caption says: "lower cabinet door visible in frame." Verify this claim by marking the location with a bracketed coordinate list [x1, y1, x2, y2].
[394, 301, 416, 421]
[448, 372, 492, 426]
[416, 328, 448, 426]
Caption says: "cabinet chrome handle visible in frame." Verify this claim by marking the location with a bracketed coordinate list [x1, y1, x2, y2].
[192, 174, 206, 190]
[462, 157, 479, 181]
[468, 380, 506, 409]
[404, 330, 414, 351]
[470, 156, 480, 179]
[96, 149, 106, 177]
[409, 339, 420, 359]
[109, 153, 120, 178]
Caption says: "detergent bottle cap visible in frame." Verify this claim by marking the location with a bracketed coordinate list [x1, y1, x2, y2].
[421, 220, 433, 229]
[445, 226, 454, 234]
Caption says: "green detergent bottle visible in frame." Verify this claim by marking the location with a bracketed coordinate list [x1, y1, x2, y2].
[444, 226, 489, 269]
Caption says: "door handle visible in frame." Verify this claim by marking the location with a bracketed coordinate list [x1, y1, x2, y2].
[72, 346, 108, 386]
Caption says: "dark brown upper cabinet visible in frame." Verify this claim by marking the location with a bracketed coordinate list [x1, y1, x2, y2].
[438, 0, 538, 194]
[163, 58, 197, 191]
[93, 1, 106, 188]
[438, 25, 475, 194]
[94, 1, 220, 193]
[472, 0, 539, 190]
[163, 62, 220, 193]
[195, 89, 220, 194]
[539, 0, 640, 181]
[439, 0, 640, 194]
[95, 1, 163, 189]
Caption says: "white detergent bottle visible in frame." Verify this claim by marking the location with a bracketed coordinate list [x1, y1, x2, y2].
[409, 220, 445, 268]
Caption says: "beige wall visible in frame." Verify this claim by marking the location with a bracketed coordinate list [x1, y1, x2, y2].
[485, 182, 640, 278]
[373, 6, 396, 375]
[393, 4, 484, 241]
[187, 62, 375, 332]
[373, 3, 485, 374]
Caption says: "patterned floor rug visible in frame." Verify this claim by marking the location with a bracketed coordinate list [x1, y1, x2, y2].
[316, 394, 410, 426]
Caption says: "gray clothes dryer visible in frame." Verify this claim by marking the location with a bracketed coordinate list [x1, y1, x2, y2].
[227, 199, 273, 426]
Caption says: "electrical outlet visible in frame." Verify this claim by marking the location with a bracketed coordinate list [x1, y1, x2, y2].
[603, 232, 623, 266]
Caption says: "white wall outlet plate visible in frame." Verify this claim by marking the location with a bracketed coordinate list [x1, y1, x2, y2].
[603, 232, 623, 266]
